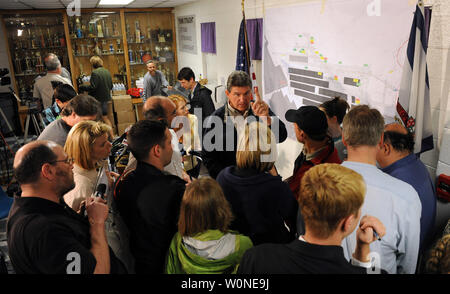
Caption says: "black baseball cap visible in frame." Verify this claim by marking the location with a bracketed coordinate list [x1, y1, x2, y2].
[285, 106, 328, 139]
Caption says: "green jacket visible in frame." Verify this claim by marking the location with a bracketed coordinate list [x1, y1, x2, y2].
[165, 230, 253, 274]
[80, 67, 113, 102]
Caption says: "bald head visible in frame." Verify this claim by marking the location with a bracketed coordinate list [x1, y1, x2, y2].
[385, 123, 408, 135]
[14, 141, 60, 185]
[143, 96, 176, 126]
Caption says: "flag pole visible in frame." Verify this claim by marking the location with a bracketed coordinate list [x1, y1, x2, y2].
[242, 0, 251, 74]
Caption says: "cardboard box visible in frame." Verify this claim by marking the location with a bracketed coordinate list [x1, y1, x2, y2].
[117, 122, 133, 135]
[136, 104, 144, 121]
[112, 90, 127, 96]
[115, 110, 136, 124]
[112, 95, 133, 112]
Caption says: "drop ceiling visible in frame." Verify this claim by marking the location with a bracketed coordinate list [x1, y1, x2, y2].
[0, 0, 198, 10]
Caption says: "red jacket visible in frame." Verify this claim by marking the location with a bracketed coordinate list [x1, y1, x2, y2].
[288, 140, 342, 199]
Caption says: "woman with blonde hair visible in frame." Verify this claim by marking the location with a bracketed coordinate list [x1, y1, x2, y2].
[168, 94, 202, 178]
[216, 121, 298, 245]
[165, 177, 253, 274]
[64, 120, 114, 211]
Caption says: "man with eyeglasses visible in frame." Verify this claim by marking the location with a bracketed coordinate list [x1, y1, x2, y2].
[7, 140, 126, 274]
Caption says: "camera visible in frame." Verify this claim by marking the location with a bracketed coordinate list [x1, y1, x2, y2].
[0, 68, 11, 86]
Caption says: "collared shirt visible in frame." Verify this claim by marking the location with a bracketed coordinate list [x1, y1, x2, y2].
[142, 70, 169, 101]
[38, 118, 71, 147]
[33, 73, 72, 109]
[41, 102, 61, 127]
[341, 161, 422, 274]
[288, 140, 341, 198]
[381, 153, 436, 249]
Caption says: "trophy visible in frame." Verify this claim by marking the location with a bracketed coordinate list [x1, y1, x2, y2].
[102, 19, 108, 37]
[88, 22, 96, 38]
[138, 46, 144, 62]
[35, 52, 44, 73]
[158, 32, 166, 43]
[126, 21, 131, 42]
[111, 19, 118, 37]
[81, 43, 87, 56]
[97, 20, 104, 38]
[24, 52, 32, 73]
[135, 20, 141, 43]
[155, 45, 161, 58]
[128, 47, 134, 63]
[116, 39, 123, 53]
[75, 17, 83, 38]
[93, 40, 102, 55]
[47, 28, 53, 47]
[14, 52, 22, 74]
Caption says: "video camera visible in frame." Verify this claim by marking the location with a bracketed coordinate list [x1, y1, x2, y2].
[0, 68, 11, 86]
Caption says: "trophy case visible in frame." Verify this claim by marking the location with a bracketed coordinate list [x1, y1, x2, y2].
[67, 12, 127, 90]
[2, 13, 69, 99]
[124, 11, 177, 88]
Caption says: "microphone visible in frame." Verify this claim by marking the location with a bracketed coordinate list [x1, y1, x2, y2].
[94, 183, 107, 200]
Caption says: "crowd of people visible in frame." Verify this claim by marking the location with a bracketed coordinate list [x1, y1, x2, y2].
[2, 54, 449, 275]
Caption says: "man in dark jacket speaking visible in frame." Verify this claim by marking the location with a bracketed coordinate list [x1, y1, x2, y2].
[202, 71, 287, 179]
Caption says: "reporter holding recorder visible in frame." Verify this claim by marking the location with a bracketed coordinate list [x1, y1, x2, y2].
[7, 140, 126, 274]
[63, 120, 118, 212]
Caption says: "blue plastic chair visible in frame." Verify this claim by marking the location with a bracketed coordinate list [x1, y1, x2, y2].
[0, 187, 13, 219]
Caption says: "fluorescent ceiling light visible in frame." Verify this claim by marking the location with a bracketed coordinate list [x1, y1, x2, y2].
[98, 0, 134, 6]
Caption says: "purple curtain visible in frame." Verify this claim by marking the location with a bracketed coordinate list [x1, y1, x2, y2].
[246, 18, 263, 60]
[201, 22, 216, 54]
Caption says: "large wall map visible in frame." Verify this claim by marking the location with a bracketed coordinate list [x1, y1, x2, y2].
[263, 0, 415, 138]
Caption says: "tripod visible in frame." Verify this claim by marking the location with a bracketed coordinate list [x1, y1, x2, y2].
[23, 103, 45, 144]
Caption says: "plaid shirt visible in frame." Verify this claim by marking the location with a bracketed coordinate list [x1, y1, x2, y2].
[41, 102, 61, 127]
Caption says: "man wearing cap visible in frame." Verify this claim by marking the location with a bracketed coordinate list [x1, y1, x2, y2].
[285, 105, 341, 198]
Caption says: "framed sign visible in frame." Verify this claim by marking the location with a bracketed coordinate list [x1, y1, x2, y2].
[177, 15, 197, 54]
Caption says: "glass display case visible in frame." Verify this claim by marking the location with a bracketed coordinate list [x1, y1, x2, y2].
[124, 11, 177, 88]
[2, 13, 69, 100]
[67, 12, 127, 90]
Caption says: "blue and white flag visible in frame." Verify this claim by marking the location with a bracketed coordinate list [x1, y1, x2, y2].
[236, 18, 250, 74]
[396, 0, 433, 154]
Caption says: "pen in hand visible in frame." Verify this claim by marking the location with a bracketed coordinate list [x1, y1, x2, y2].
[373, 230, 382, 241]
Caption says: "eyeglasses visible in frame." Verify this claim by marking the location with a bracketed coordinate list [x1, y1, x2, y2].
[49, 157, 74, 165]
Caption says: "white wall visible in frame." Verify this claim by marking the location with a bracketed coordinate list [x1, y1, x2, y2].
[174, 0, 311, 179]
[174, 0, 450, 181]
[420, 0, 450, 181]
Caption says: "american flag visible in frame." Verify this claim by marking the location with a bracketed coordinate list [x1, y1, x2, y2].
[236, 17, 258, 91]
[396, 0, 433, 154]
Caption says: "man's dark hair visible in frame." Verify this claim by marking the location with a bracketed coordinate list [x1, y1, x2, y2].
[320, 97, 350, 124]
[226, 71, 252, 92]
[177, 67, 195, 81]
[61, 94, 101, 118]
[143, 100, 168, 124]
[127, 120, 168, 162]
[51, 81, 64, 90]
[384, 130, 415, 153]
[55, 84, 77, 103]
[14, 144, 57, 185]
